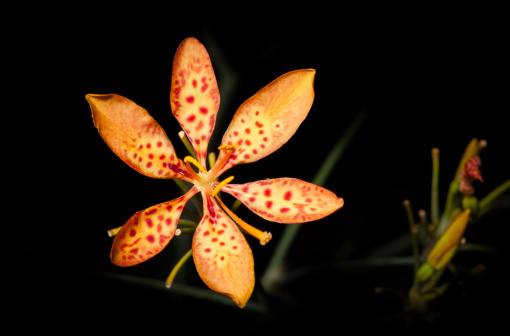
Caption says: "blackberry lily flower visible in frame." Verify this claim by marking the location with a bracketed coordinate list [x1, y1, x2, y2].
[86, 37, 344, 308]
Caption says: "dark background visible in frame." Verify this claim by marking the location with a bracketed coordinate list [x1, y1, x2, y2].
[16, 7, 508, 334]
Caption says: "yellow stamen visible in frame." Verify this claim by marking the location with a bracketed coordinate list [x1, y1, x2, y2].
[215, 195, 272, 245]
[107, 226, 122, 237]
[212, 176, 234, 197]
[207, 145, 236, 180]
[165, 249, 193, 288]
[184, 156, 207, 173]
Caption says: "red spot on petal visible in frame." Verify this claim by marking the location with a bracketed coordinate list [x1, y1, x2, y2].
[157, 141, 163, 147]
[165, 218, 172, 225]
[218, 230, 225, 235]
[148, 153, 154, 159]
[186, 115, 196, 122]
[192, 79, 197, 88]
[264, 188, 271, 197]
[146, 143, 151, 148]
[244, 154, 250, 159]
[259, 130, 264, 134]
[203, 231, 210, 236]
[248, 197, 256, 203]
[266, 201, 273, 209]
[212, 237, 218, 242]
[284, 191, 292, 201]
[130, 248, 138, 254]
[245, 140, 251, 146]
[255, 111, 259, 116]
[146, 235, 155, 243]
[146, 162, 152, 168]
[166, 205, 173, 212]
[220, 256, 225, 260]
[231, 236, 235, 240]
[252, 149, 258, 154]
[220, 242, 225, 246]
[263, 137, 268, 142]
[245, 128, 251, 134]
[159, 154, 166, 160]
[280, 207, 290, 213]
[233, 131, 239, 136]
[129, 229, 136, 237]
[255, 121, 263, 127]
[199, 106, 208, 114]
[205, 248, 211, 253]
[305, 198, 313, 203]
[186, 95, 195, 103]
[145, 218, 153, 227]
[145, 209, 157, 216]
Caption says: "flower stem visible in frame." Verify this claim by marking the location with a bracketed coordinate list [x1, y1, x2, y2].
[179, 131, 197, 159]
[403, 200, 420, 279]
[479, 179, 510, 216]
[165, 249, 193, 288]
[431, 148, 440, 228]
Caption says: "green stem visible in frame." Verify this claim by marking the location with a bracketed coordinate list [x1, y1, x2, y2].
[403, 200, 420, 278]
[479, 179, 510, 214]
[178, 219, 198, 227]
[179, 131, 197, 159]
[261, 110, 366, 291]
[431, 148, 440, 228]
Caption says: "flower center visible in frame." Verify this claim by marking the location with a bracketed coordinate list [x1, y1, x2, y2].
[184, 145, 236, 196]
[183, 145, 272, 246]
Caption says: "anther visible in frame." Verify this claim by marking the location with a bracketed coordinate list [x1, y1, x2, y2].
[184, 156, 207, 173]
[212, 176, 234, 197]
[218, 145, 236, 152]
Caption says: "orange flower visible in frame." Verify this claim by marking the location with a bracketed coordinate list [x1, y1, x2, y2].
[86, 37, 343, 308]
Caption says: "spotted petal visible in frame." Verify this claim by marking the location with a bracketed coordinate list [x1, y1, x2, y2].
[192, 194, 254, 308]
[216, 69, 315, 176]
[86, 94, 192, 182]
[111, 187, 199, 266]
[170, 37, 220, 168]
[221, 178, 344, 223]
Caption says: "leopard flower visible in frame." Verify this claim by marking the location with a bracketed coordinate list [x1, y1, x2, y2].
[86, 37, 344, 308]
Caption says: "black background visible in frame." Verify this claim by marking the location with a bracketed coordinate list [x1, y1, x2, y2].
[15, 6, 509, 334]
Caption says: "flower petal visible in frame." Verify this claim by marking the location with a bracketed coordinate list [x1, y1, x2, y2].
[221, 178, 344, 223]
[86, 94, 192, 182]
[192, 194, 254, 308]
[170, 37, 220, 168]
[427, 209, 470, 269]
[110, 187, 199, 266]
[216, 69, 315, 176]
